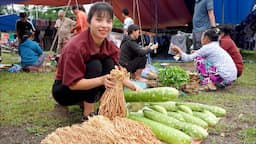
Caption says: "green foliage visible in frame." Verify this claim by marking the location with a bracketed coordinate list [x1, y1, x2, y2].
[113, 17, 123, 28]
[158, 66, 190, 89]
[0, 5, 9, 15]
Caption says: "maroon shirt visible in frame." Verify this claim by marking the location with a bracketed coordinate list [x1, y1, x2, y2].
[56, 29, 120, 86]
[220, 35, 243, 77]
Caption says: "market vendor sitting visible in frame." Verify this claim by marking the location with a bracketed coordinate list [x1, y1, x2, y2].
[120, 24, 158, 82]
[171, 28, 237, 91]
[18, 31, 45, 72]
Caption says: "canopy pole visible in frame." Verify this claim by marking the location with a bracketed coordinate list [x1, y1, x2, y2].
[155, 0, 158, 34]
[136, 0, 144, 47]
[222, 0, 225, 24]
[75, 0, 79, 9]
[132, 0, 136, 22]
[11, 4, 14, 13]
[50, 0, 72, 52]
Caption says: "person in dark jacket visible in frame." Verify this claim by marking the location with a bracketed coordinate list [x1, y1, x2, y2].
[16, 12, 36, 41]
[120, 24, 158, 82]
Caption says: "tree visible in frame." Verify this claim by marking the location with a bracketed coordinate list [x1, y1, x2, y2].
[0, 5, 9, 15]
[113, 17, 123, 28]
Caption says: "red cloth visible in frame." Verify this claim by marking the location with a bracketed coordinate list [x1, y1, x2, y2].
[55, 29, 120, 86]
[220, 35, 243, 77]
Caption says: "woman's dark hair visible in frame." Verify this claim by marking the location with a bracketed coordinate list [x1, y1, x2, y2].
[71, 5, 78, 10]
[122, 8, 129, 16]
[87, 2, 113, 23]
[20, 31, 32, 43]
[218, 24, 234, 36]
[79, 5, 86, 12]
[19, 12, 27, 18]
[127, 24, 139, 35]
[203, 28, 220, 41]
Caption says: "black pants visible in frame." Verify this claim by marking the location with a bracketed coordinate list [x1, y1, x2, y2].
[52, 57, 114, 106]
[121, 56, 147, 73]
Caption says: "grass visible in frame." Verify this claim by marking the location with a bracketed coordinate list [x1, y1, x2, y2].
[0, 50, 255, 142]
[239, 128, 256, 144]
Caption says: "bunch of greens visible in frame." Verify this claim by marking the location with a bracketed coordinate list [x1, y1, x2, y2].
[158, 66, 190, 89]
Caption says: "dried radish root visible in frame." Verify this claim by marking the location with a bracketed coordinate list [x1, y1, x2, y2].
[99, 67, 129, 119]
[41, 116, 160, 144]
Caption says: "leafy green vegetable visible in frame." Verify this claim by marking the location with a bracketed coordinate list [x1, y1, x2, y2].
[158, 66, 189, 89]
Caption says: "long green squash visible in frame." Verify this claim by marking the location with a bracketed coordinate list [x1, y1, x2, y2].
[128, 112, 191, 144]
[168, 112, 185, 121]
[144, 109, 208, 140]
[177, 102, 226, 117]
[124, 87, 179, 102]
[193, 111, 218, 127]
[178, 111, 208, 128]
[148, 105, 168, 115]
[177, 105, 193, 115]
[150, 102, 178, 111]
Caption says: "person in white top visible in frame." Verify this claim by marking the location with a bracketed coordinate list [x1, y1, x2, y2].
[55, 10, 75, 54]
[122, 8, 134, 35]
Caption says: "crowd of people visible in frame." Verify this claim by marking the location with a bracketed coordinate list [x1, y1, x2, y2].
[13, 1, 244, 121]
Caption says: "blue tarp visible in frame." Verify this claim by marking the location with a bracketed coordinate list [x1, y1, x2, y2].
[0, 14, 19, 31]
[0, 0, 255, 27]
[0, 0, 25, 5]
[214, 0, 255, 24]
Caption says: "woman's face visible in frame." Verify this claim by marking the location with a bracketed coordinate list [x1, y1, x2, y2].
[89, 12, 113, 42]
[134, 30, 140, 39]
[201, 32, 209, 45]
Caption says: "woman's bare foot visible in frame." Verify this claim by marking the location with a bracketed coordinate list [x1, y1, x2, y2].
[204, 81, 217, 92]
[83, 102, 95, 116]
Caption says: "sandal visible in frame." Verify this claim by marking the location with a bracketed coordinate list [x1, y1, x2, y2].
[204, 85, 217, 92]
[81, 112, 98, 122]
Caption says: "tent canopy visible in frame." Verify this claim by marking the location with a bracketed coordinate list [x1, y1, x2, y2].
[0, 0, 255, 29]
[1, 0, 193, 29]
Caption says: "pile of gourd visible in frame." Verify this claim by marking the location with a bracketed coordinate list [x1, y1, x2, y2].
[128, 101, 226, 144]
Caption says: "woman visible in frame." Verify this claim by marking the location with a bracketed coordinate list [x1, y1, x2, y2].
[219, 24, 243, 77]
[18, 31, 45, 72]
[52, 2, 139, 121]
[120, 24, 158, 82]
[171, 29, 237, 91]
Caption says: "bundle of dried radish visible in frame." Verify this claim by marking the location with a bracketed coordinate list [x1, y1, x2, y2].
[98, 67, 129, 119]
[41, 115, 161, 144]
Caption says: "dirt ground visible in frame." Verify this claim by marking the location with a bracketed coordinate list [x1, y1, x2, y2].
[0, 63, 255, 144]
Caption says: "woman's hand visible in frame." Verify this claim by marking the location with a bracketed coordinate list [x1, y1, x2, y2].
[171, 45, 180, 53]
[133, 84, 142, 91]
[123, 79, 142, 91]
[150, 43, 159, 50]
[191, 50, 197, 54]
[102, 74, 115, 89]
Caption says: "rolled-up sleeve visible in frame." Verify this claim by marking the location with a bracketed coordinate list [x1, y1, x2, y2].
[181, 47, 208, 62]
[62, 51, 86, 86]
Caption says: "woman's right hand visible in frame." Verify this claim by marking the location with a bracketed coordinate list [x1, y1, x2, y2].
[102, 74, 115, 89]
[150, 43, 159, 50]
[171, 45, 181, 54]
